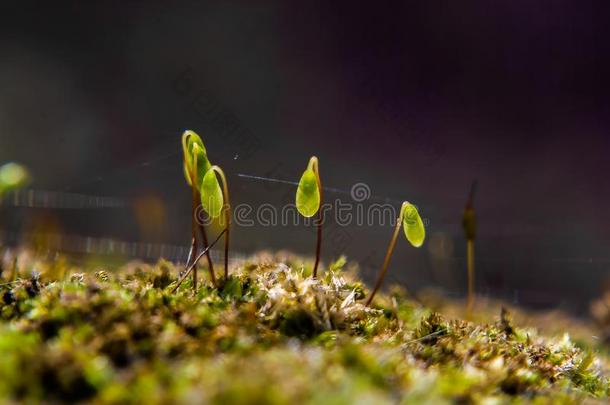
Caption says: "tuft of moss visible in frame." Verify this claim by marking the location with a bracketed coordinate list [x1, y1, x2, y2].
[0, 249, 608, 403]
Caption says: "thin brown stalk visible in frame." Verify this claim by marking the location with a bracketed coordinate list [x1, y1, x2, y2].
[198, 222, 217, 287]
[188, 151, 216, 290]
[466, 239, 475, 318]
[366, 202, 408, 307]
[309, 157, 323, 278]
[190, 181, 199, 290]
[172, 228, 227, 293]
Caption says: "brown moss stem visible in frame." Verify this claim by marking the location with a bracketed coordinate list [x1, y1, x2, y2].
[308, 156, 323, 278]
[190, 181, 199, 290]
[172, 228, 227, 293]
[188, 151, 216, 290]
[198, 221, 217, 287]
[466, 239, 475, 318]
[366, 202, 408, 307]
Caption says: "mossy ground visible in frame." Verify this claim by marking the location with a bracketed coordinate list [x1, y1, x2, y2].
[0, 250, 609, 404]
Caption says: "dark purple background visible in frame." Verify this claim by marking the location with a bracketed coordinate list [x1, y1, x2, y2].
[1, 2, 609, 312]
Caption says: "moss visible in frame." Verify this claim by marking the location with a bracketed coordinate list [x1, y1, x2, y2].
[0, 250, 608, 403]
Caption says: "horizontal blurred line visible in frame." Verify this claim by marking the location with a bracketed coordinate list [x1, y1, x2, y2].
[237, 173, 402, 203]
[237, 173, 299, 186]
[237, 173, 353, 196]
[0, 189, 127, 209]
[0, 230, 248, 265]
[551, 257, 610, 263]
[63, 149, 180, 191]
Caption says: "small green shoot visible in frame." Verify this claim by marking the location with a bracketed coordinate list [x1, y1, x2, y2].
[200, 165, 231, 280]
[181, 130, 216, 289]
[296, 156, 323, 277]
[463, 181, 477, 318]
[0, 162, 30, 197]
[201, 168, 224, 218]
[365, 201, 425, 306]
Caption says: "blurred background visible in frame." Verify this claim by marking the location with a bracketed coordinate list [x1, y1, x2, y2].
[0, 1, 609, 313]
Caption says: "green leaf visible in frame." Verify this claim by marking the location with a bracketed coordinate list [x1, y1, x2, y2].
[0, 163, 30, 196]
[329, 256, 347, 272]
[200, 169, 224, 218]
[296, 169, 320, 217]
[182, 132, 198, 167]
[191, 144, 211, 186]
[182, 131, 209, 186]
[402, 203, 425, 247]
[187, 133, 206, 156]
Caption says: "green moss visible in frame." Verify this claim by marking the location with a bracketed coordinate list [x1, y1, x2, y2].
[0, 251, 608, 403]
